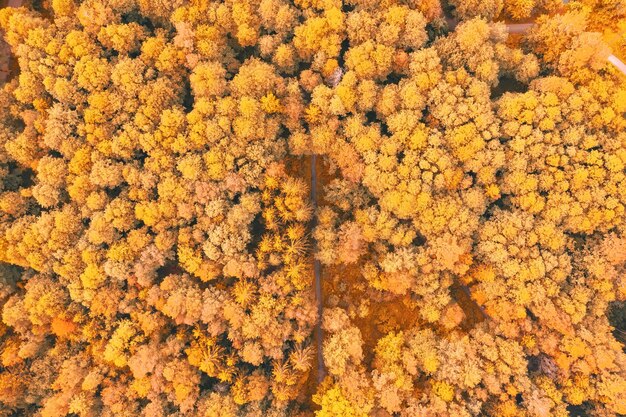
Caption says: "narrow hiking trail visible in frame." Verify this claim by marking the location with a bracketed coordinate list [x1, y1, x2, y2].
[0, 0, 20, 84]
[311, 154, 326, 383]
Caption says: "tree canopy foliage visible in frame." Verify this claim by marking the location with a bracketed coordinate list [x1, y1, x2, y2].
[0, 0, 625, 416]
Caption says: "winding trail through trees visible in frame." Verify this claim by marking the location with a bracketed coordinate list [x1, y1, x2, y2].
[0, 0, 20, 84]
[506, 23, 534, 34]
[310, 155, 326, 383]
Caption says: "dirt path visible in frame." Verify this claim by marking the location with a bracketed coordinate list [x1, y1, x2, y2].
[310, 154, 326, 383]
[506, 23, 534, 34]
[0, 0, 23, 84]
[608, 54, 626, 76]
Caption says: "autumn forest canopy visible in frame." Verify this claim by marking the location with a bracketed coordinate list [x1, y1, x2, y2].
[0, 0, 625, 416]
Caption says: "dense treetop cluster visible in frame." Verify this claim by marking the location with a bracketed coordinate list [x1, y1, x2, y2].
[0, 0, 625, 416]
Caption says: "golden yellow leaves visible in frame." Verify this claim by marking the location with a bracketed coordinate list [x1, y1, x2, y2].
[289, 345, 313, 373]
[304, 104, 322, 124]
[313, 383, 368, 417]
[255, 171, 312, 291]
[345, 41, 395, 80]
[190, 61, 227, 98]
[80, 263, 106, 290]
[75, 56, 110, 91]
[186, 333, 232, 381]
[98, 23, 146, 54]
[203, 149, 231, 180]
[374, 331, 404, 366]
[447, 123, 485, 163]
[231, 58, 285, 98]
[485, 184, 500, 199]
[51, 0, 75, 16]
[465, 264, 496, 286]
[232, 279, 256, 307]
[293, 7, 343, 60]
[380, 189, 430, 219]
[498, 77, 626, 234]
[260, 92, 281, 114]
[2, 0, 626, 415]
[176, 154, 203, 180]
[323, 326, 364, 376]
[178, 245, 220, 282]
[103, 320, 143, 368]
[432, 380, 455, 402]
[352, 125, 382, 154]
